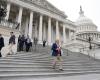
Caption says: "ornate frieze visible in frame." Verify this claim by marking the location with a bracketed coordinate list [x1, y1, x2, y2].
[19, 0, 66, 18]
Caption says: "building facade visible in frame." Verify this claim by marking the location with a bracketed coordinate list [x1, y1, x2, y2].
[0, 0, 100, 52]
[65, 6, 100, 52]
[0, 0, 76, 46]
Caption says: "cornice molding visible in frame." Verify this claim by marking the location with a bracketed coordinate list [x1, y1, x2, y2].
[20, 0, 67, 18]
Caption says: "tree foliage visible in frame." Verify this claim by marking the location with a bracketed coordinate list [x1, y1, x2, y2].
[0, 0, 7, 18]
[0, 0, 6, 7]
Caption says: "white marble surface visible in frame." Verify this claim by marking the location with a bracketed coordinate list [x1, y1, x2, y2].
[33, 74, 100, 80]
[11, 74, 100, 80]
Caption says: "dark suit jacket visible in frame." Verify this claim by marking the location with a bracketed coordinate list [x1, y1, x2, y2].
[0, 37, 4, 50]
[9, 35, 16, 44]
[51, 43, 61, 56]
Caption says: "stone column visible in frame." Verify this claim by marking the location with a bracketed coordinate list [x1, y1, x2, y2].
[25, 17, 29, 37]
[5, 3, 11, 20]
[96, 34, 98, 39]
[63, 23, 66, 44]
[97, 34, 99, 39]
[48, 17, 52, 45]
[43, 22, 46, 40]
[56, 20, 59, 39]
[69, 29, 71, 40]
[17, 7, 23, 31]
[38, 14, 43, 43]
[29, 11, 34, 38]
[35, 20, 38, 38]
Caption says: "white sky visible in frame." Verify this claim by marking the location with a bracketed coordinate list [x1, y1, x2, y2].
[47, 0, 100, 31]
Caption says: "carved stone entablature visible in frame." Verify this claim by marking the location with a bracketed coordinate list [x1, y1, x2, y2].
[20, 0, 67, 18]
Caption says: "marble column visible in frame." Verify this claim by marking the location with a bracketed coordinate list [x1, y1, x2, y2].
[38, 14, 43, 43]
[29, 11, 34, 38]
[97, 34, 99, 39]
[17, 7, 23, 31]
[48, 17, 52, 45]
[96, 34, 98, 39]
[56, 20, 59, 39]
[69, 29, 71, 40]
[43, 22, 46, 40]
[63, 23, 66, 44]
[35, 20, 38, 38]
[25, 17, 29, 37]
[5, 3, 11, 20]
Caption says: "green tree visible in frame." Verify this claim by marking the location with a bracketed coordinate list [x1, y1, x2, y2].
[0, 0, 6, 20]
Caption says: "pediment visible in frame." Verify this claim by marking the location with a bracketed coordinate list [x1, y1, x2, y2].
[21, 0, 66, 17]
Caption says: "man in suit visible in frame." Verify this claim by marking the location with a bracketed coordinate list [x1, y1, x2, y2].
[9, 32, 16, 54]
[25, 35, 31, 52]
[9, 32, 15, 45]
[0, 34, 4, 57]
[43, 40, 46, 47]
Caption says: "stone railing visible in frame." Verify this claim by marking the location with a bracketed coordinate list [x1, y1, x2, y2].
[0, 19, 19, 30]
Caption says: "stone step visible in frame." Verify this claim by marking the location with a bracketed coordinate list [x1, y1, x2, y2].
[0, 60, 98, 66]
[0, 70, 100, 78]
[0, 60, 97, 65]
[0, 56, 92, 61]
[0, 59, 97, 63]
[0, 56, 89, 60]
[1, 72, 100, 80]
[0, 63, 100, 68]
[0, 67, 100, 71]
[0, 59, 91, 63]
[0, 56, 98, 62]
[0, 46, 100, 80]
[6, 55, 89, 58]
[0, 69, 100, 74]
[10, 54, 50, 58]
[8, 52, 48, 56]
[7, 54, 50, 58]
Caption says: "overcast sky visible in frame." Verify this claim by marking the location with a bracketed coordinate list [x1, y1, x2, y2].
[47, 0, 100, 31]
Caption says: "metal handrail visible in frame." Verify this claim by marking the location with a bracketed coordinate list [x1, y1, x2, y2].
[79, 45, 100, 59]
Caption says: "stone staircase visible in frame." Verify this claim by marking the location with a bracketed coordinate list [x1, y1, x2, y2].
[0, 45, 100, 80]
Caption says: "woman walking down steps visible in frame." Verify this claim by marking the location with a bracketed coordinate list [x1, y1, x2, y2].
[51, 39, 63, 71]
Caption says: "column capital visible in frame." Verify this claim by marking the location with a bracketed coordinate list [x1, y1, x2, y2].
[30, 11, 34, 14]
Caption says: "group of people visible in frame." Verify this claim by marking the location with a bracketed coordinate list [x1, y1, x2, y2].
[0, 32, 16, 57]
[18, 35, 32, 52]
[0, 32, 63, 70]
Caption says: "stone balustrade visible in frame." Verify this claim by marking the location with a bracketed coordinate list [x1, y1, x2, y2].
[0, 19, 19, 29]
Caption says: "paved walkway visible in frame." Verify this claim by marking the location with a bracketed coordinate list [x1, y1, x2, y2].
[33, 74, 100, 80]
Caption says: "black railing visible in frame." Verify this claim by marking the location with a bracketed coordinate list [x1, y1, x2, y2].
[79, 45, 100, 59]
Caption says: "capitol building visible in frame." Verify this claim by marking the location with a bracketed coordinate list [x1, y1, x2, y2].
[0, 0, 100, 52]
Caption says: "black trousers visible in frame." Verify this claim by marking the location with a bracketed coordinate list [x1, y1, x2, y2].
[26, 44, 30, 52]
[43, 43, 46, 47]
[19, 44, 24, 51]
[0, 47, 2, 57]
